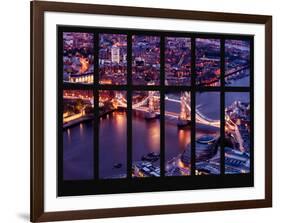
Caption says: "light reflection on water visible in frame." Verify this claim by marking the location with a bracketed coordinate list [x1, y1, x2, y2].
[64, 93, 223, 179]
[132, 111, 160, 164]
[63, 121, 93, 180]
[99, 111, 127, 179]
[79, 123, 83, 136]
[178, 129, 190, 148]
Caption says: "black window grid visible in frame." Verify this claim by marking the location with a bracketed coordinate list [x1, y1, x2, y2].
[58, 26, 254, 195]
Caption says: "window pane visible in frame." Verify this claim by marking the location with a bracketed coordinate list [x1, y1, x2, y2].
[165, 37, 191, 86]
[132, 91, 161, 177]
[225, 92, 250, 174]
[63, 32, 94, 84]
[99, 34, 127, 85]
[196, 38, 220, 86]
[225, 40, 250, 87]
[165, 92, 191, 176]
[132, 36, 160, 85]
[195, 92, 220, 175]
[98, 90, 127, 179]
[63, 90, 94, 180]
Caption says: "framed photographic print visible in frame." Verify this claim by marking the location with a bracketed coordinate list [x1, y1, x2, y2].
[30, 1, 272, 222]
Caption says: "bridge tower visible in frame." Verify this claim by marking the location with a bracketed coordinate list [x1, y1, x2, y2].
[145, 91, 157, 119]
[112, 92, 122, 109]
[115, 92, 123, 100]
[177, 92, 191, 127]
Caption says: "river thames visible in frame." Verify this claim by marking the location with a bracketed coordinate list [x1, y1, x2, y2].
[63, 92, 224, 179]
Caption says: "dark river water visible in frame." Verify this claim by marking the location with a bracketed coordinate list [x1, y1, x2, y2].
[63, 91, 248, 179]
[63, 122, 94, 180]
[225, 68, 250, 87]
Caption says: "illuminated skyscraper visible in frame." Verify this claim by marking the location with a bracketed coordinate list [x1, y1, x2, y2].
[111, 46, 120, 63]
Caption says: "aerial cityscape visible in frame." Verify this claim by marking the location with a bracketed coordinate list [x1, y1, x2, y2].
[63, 32, 94, 84]
[165, 92, 191, 176]
[99, 34, 127, 85]
[132, 35, 160, 85]
[99, 90, 127, 179]
[165, 37, 191, 86]
[195, 92, 220, 175]
[132, 91, 161, 177]
[225, 40, 250, 86]
[62, 32, 252, 180]
[225, 92, 250, 174]
[196, 38, 221, 86]
[63, 90, 94, 180]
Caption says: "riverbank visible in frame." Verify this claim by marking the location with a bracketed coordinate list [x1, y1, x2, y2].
[99, 107, 126, 118]
[63, 114, 94, 129]
[63, 107, 126, 129]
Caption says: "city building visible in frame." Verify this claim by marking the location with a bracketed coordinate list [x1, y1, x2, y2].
[111, 46, 120, 63]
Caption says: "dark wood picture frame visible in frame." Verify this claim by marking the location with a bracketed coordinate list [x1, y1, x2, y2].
[30, 1, 272, 222]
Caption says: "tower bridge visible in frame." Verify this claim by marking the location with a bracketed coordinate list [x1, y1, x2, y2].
[115, 91, 244, 151]
[63, 91, 244, 151]
[116, 91, 220, 128]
